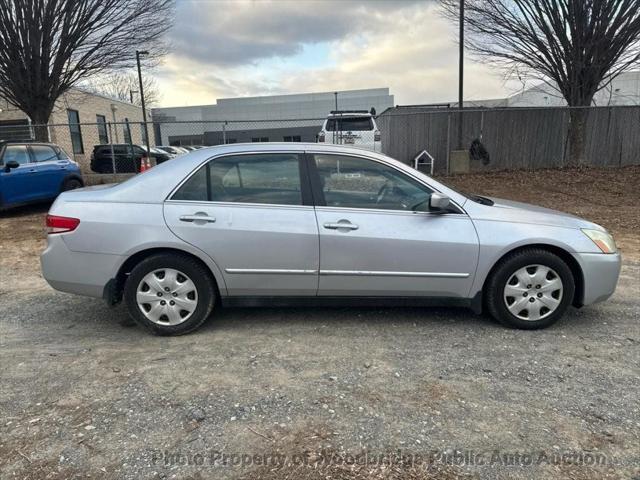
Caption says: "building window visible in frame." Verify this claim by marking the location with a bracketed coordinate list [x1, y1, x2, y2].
[96, 115, 108, 144]
[227, 138, 237, 144]
[251, 137, 260, 142]
[283, 135, 301, 142]
[67, 109, 83, 154]
[123, 118, 132, 144]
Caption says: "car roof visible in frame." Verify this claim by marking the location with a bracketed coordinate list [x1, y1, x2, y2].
[326, 113, 372, 117]
[0, 140, 59, 147]
[94, 144, 140, 147]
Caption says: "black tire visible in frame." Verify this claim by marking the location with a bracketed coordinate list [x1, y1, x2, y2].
[123, 253, 216, 335]
[62, 178, 83, 191]
[486, 248, 575, 329]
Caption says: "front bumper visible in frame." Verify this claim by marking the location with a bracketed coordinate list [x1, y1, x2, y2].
[573, 252, 622, 306]
[40, 234, 123, 299]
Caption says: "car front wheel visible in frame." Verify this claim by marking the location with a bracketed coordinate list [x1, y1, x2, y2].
[124, 253, 216, 335]
[486, 248, 575, 329]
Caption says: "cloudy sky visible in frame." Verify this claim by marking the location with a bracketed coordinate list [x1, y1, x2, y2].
[154, 0, 520, 107]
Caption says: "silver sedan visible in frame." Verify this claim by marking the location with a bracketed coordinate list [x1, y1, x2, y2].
[41, 143, 621, 335]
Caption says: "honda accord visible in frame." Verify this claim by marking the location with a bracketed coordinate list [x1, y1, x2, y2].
[41, 144, 621, 335]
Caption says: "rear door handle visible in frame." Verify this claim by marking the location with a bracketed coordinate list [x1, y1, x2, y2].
[179, 213, 216, 223]
[323, 222, 359, 230]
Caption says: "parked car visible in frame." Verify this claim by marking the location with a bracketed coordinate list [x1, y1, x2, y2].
[318, 110, 381, 151]
[41, 143, 620, 335]
[143, 145, 175, 157]
[0, 141, 83, 209]
[156, 145, 188, 157]
[90, 144, 170, 173]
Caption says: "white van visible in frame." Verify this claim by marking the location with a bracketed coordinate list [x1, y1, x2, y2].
[317, 110, 381, 152]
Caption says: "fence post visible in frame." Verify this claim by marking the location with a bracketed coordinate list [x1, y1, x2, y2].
[108, 122, 116, 182]
[446, 112, 452, 175]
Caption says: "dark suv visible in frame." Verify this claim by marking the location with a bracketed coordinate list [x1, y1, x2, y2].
[90, 144, 170, 173]
[0, 141, 83, 209]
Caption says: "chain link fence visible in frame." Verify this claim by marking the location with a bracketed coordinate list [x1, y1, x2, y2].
[3, 106, 639, 183]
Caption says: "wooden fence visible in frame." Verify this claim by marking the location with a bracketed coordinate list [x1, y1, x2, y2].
[377, 106, 640, 173]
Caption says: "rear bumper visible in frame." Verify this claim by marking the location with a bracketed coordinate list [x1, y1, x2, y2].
[40, 234, 123, 299]
[573, 252, 622, 306]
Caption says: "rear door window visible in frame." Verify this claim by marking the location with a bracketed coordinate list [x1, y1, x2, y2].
[31, 145, 59, 162]
[172, 153, 303, 206]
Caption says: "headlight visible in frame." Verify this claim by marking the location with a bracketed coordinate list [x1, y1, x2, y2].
[582, 229, 617, 254]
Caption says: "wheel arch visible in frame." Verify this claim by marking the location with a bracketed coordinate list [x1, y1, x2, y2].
[481, 243, 585, 308]
[59, 173, 84, 192]
[109, 247, 223, 305]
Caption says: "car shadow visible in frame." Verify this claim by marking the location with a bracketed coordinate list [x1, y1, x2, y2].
[196, 304, 498, 334]
[0, 201, 51, 218]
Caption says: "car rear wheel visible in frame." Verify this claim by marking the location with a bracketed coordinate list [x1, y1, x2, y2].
[486, 248, 575, 329]
[62, 178, 83, 191]
[124, 253, 216, 335]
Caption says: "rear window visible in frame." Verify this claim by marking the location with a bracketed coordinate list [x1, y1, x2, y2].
[325, 117, 373, 131]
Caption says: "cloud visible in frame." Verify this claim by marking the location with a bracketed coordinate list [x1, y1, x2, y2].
[156, 0, 515, 108]
[170, 0, 425, 66]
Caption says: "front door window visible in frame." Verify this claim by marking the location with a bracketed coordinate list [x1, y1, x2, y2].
[313, 154, 432, 211]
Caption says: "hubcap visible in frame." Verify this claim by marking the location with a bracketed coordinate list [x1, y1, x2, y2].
[503, 264, 563, 321]
[136, 268, 198, 325]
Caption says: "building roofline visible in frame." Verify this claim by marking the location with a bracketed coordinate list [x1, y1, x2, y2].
[69, 86, 142, 109]
[152, 87, 391, 111]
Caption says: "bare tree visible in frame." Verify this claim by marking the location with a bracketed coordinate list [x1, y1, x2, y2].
[84, 73, 161, 107]
[442, 0, 640, 165]
[0, 0, 174, 139]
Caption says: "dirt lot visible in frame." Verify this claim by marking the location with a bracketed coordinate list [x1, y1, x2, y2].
[1, 166, 639, 479]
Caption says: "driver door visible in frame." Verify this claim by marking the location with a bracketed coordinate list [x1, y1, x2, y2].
[310, 153, 479, 298]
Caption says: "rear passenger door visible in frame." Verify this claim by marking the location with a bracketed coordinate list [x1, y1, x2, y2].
[164, 152, 320, 296]
[30, 144, 68, 198]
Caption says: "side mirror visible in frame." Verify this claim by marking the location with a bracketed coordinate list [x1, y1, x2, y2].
[4, 160, 20, 172]
[429, 192, 451, 212]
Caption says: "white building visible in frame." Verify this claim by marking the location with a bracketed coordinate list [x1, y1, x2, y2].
[151, 88, 394, 146]
[457, 71, 640, 108]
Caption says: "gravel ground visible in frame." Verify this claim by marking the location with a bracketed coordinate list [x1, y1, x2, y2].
[1, 166, 639, 480]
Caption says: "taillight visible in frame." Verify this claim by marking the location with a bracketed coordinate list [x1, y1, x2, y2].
[374, 130, 381, 142]
[46, 215, 80, 234]
[318, 132, 325, 142]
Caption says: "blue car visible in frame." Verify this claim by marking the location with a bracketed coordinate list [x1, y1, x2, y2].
[0, 141, 84, 209]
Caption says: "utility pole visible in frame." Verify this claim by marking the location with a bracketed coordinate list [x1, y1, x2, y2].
[136, 50, 151, 155]
[458, 0, 464, 149]
[333, 92, 342, 144]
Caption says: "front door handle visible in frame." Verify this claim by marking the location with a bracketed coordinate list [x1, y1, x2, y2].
[323, 221, 359, 231]
[179, 213, 216, 223]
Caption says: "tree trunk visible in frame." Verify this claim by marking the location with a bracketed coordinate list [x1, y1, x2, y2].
[25, 107, 53, 142]
[567, 108, 588, 167]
